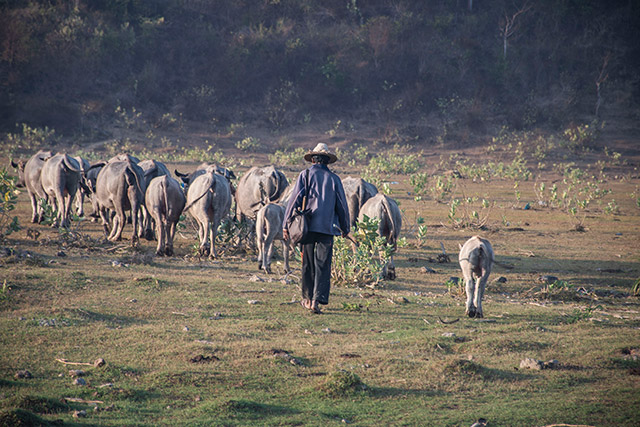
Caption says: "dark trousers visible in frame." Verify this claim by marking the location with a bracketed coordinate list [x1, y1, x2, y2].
[301, 232, 334, 305]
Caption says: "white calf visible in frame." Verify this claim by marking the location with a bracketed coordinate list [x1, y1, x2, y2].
[458, 236, 494, 318]
[256, 203, 290, 274]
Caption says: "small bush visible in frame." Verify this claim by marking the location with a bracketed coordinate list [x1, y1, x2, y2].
[0, 168, 21, 240]
[561, 122, 598, 152]
[269, 147, 306, 166]
[331, 215, 393, 288]
[317, 370, 367, 397]
[235, 136, 260, 152]
[3, 123, 56, 157]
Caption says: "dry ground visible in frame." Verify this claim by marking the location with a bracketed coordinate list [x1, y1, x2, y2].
[1, 124, 640, 426]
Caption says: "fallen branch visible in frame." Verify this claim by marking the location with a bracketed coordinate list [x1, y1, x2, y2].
[56, 358, 106, 368]
[104, 244, 128, 253]
[516, 249, 535, 257]
[438, 317, 460, 324]
[56, 358, 93, 366]
[64, 397, 104, 405]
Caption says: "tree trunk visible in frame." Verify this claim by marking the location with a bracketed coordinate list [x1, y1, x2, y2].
[503, 36, 508, 59]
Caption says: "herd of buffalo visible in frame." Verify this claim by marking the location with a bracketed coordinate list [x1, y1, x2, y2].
[10, 150, 492, 317]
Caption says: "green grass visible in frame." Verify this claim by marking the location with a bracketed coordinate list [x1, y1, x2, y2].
[1, 147, 639, 426]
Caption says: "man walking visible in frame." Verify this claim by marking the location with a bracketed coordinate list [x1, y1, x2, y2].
[283, 143, 350, 314]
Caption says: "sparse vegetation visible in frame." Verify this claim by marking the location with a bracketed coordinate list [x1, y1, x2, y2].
[332, 215, 393, 288]
[0, 169, 20, 240]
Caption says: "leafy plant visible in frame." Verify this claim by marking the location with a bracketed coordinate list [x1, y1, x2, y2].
[562, 122, 597, 152]
[235, 136, 260, 152]
[445, 278, 464, 298]
[3, 123, 57, 157]
[414, 216, 428, 248]
[604, 199, 619, 215]
[366, 148, 420, 175]
[318, 370, 367, 397]
[567, 304, 603, 323]
[446, 196, 492, 230]
[342, 302, 367, 312]
[332, 215, 394, 288]
[269, 147, 306, 166]
[115, 105, 144, 129]
[0, 169, 21, 240]
[0, 280, 10, 303]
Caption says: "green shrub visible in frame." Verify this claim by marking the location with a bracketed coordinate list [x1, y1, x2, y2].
[331, 215, 393, 288]
[366, 148, 420, 175]
[0, 169, 20, 240]
[562, 122, 597, 152]
[235, 136, 260, 152]
[317, 370, 367, 397]
[269, 147, 306, 166]
[447, 197, 491, 230]
[3, 124, 57, 157]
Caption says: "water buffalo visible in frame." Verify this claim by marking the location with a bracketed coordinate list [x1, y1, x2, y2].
[72, 156, 91, 216]
[458, 236, 494, 318]
[145, 175, 186, 256]
[358, 194, 402, 280]
[342, 177, 378, 227]
[184, 166, 232, 258]
[175, 163, 236, 193]
[138, 159, 170, 239]
[79, 162, 106, 219]
[95, 160, 146, 243]
[40, 153, 82, 228]
[11, 150, 53, 223]
[108, 153, 140, 164]
[255, 203, 290, 274]
[235, 165, 288, 221]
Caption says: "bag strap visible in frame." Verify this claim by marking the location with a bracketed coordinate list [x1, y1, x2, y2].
[301, 168, 310, 210]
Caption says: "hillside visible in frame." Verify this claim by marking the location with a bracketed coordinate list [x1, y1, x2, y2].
[2, 0, 640, 145]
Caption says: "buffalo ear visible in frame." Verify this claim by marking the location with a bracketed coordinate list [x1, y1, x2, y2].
[10, 159, 18, 169]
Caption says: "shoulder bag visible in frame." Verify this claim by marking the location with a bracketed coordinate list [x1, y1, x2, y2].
[287, 169, 311, 245]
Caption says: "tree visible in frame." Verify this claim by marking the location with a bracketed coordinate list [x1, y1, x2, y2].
[499, 2, 532, 60]
[594, 53, 610, 118]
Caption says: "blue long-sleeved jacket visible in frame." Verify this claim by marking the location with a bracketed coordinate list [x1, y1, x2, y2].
[283, 164, 350, 236]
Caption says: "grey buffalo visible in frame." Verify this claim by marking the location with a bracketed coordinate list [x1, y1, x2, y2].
[40, 153, 82, 228]
[458, 236, 494, 318]
[72, 156, 91, 217]
[108, 153, 140, 164]
[11, 150, 53, 223]
[235, 166, 288, 221]
[255, 203, 290, 274]
[358, 194, 402, 280]
[80, 162, 106, 219]
[145, 175, 186, 256]
[139, 159, 170, 184]
[184, 166, 232, 258]
[342, 176, 378, 226]
[94, 160, 146, 242]
[175, 163, 236, 193]
[138, 159, 170, 239]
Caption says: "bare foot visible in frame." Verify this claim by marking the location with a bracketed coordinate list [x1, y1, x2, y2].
[310, 301, 322, 314]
